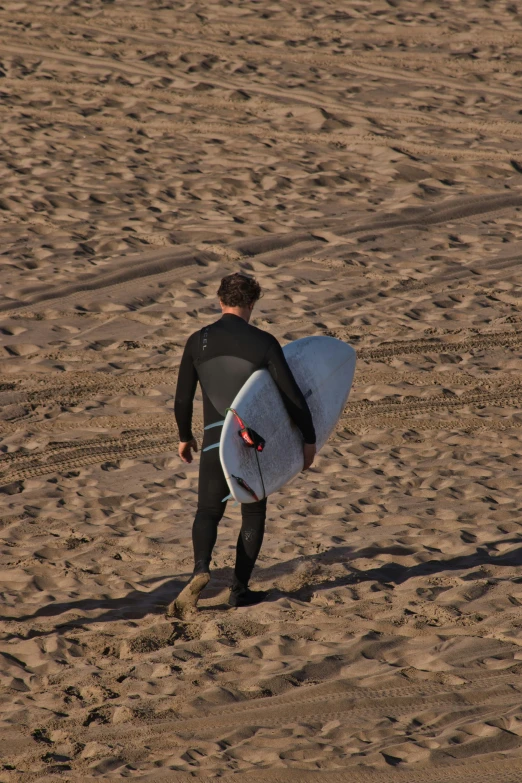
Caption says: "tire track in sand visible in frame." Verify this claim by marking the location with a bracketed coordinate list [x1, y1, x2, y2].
[0, 428, 178, 485]
[3, 191, 521, 317]
[216, 756, 522, 783]
[5, 52, 522, 145]
[356, 328, 522, 361]
[5, 16, 522, 105]
[0, 101, 511, 165]
[2, 376, 522, 484]
[79, 667, 522, 761]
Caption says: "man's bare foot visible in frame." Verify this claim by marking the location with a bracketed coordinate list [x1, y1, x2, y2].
[166, 572, 210, 620]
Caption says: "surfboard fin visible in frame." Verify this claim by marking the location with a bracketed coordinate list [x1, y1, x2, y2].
[230, 474, 260, 502]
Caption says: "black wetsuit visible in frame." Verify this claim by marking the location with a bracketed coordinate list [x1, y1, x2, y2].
[175, 313, 316, 585]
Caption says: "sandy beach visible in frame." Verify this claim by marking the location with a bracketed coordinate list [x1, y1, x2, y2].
[2, 0, 522, 780]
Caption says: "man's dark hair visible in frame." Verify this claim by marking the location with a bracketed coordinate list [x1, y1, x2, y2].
[217, 272, 262, 308]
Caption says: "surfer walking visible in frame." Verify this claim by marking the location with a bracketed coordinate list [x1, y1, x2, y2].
[170, 272, 316, 618]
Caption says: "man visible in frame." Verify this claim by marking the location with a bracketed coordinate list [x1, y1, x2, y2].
[170, 272, 316, 619]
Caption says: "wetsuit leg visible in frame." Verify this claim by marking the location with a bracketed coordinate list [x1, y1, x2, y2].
[193, 445, 267, 584]
[192, 446, 229, 573]
[234, 498, 267, 586]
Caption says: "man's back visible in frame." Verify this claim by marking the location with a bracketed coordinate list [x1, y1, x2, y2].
[175, 312, 316, 446]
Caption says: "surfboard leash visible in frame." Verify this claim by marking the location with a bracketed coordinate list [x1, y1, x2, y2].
[226, 407, 266, 501]
[254, 449, 266, 501]
[225, 407, 265, 452]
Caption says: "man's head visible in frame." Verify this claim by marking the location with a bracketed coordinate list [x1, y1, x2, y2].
[217, 272, 262, 321]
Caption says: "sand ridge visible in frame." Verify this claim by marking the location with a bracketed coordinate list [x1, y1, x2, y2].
[2, 0, 522, 780]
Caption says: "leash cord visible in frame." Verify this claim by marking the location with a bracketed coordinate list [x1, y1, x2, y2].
[254, 448, 266, 501]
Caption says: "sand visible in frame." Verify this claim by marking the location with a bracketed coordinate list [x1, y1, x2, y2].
[2, 0, 522, 780]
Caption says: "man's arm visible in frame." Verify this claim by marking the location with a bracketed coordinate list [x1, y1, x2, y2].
[264, 338, 316, 446]
[174, 333, 199, 461]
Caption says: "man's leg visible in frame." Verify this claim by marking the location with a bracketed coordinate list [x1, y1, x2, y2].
[230, 497, 268, 607]
[169, 448, 228, 619]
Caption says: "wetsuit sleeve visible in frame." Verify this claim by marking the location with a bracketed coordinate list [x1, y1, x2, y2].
[174, 332, 198, 442]
[264, 339, 316, 444]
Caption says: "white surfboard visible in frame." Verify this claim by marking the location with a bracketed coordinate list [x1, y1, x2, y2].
[219, 336, 356, 503]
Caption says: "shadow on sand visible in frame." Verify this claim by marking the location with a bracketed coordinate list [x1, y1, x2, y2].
[2, 538, 521, 638]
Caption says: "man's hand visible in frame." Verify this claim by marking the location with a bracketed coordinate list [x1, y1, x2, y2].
[302, 442, 316, 471]
[179, 438, 198, 464]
